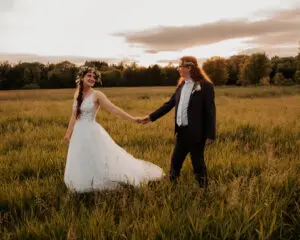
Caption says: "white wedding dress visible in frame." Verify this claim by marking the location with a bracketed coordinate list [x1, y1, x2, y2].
[64, 91, 165, 192]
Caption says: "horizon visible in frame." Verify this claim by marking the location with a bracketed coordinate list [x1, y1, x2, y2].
[1, 0, 299, 66]
[0, 52, 298, 68]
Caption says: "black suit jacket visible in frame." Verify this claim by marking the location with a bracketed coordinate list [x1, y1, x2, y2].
[149, 80, 216, 141]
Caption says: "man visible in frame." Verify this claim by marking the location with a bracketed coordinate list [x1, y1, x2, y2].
[139, 56, 216, 189]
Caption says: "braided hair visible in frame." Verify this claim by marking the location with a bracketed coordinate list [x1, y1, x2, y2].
[75, 66, 101, 119]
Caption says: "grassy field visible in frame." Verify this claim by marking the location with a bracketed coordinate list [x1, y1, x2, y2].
[0, 86, 300, 239]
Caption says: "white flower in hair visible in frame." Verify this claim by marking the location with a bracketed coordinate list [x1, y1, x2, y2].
[179, 61, 196, 67]
[75, 65, 102, 85]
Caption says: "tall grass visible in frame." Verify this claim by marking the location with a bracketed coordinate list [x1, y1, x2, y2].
[0, 86, 299, 239]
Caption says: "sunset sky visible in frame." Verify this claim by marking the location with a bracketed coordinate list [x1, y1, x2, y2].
[0, 0, 299, 66]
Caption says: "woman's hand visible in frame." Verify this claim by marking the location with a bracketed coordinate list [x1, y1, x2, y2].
[64, 133, 72, 143]
[131, 116, 142, 123]
[133, 116, 151, 124]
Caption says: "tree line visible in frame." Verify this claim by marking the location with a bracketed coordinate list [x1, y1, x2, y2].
[0, 52, 300, 90]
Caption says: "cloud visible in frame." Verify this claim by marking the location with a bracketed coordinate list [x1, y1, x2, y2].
[0, 0, 14, 12]
[145, 49, 159, 54]
[0, 53, 121, 65]
[244, 32, 300, 46]
[238, 46, 298, 57]
[112, 8, 300, 56]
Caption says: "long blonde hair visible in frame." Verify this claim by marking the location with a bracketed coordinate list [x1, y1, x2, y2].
[177, 56, 213, 86]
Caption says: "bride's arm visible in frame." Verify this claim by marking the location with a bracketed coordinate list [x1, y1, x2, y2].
[64, 111, 76, 141]
[95, 90, 136, 122]
[64, 94, 78, 142]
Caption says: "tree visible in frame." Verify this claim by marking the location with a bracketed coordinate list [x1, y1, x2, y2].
[1, 51, 299, 89]
[148, 64, 164, 86]
[47, 61, 76, 88]
[84, 61, 109, 71]
[273, 72, 285, 85]
[294, 71, 300, 84]
[39, 64, 55, 89]
[296, 42, 300, 84]
[226, 55, 249, 85]
[270, 56, 296, 84]
[297, 41, 300, 70]
[238, 53, 271, 85]
[102, 70, 123, 87]
[6, 63, 27, 89]
[202, 57, 228, 85]
[270, 56, 281, 82]
[259, 76, 270, 86]
[162, 65, 179, 86]
[112, 62, 125, 71]
[123, 66, 139, 86]
[21, 62, 43, 89]
[277, 57, 296, 79]
[0, 61, 12, 89]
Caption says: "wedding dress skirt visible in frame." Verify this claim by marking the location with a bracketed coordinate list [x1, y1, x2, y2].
[64, 91, 165, 192]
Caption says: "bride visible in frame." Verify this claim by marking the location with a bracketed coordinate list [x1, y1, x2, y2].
[63, 66, 165, 192]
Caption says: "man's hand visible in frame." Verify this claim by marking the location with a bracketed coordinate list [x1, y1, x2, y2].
[134, 116, 151, 124]
[141, 116, 151, 124]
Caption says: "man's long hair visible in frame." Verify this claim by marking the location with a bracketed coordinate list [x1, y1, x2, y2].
[177, 56, 213, 86]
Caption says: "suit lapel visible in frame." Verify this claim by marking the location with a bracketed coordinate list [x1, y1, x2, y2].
[191, 82, 196, 94]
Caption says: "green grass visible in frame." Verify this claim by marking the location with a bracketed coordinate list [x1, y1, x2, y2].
[0, 86, 300, 239]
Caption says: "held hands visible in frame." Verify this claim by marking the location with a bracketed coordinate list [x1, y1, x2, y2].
[132, 116, 151, 124]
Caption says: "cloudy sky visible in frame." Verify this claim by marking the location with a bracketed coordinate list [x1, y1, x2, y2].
[0, 0, 299, 65]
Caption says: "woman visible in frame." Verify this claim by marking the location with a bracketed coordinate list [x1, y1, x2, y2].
[64, 66, 165, 193]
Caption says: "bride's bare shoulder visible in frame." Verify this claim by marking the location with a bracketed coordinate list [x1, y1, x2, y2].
[93, 90, 111, 106]
[94, 90, 107, 98]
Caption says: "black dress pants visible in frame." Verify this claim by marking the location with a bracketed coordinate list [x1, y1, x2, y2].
[170, 126, 208, 188]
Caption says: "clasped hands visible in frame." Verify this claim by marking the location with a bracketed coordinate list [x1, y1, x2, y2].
[132, 116, 151, 124]
[131, 116, 215, 146]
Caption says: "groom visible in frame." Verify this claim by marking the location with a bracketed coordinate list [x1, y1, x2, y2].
[140, 56, 216, 189]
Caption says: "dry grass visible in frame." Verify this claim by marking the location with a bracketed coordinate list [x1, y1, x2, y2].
[0, 86, 300, 239]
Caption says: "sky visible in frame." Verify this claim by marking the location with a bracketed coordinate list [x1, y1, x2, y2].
[0, 0, 299, 66]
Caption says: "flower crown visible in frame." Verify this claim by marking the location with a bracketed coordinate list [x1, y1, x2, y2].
[179, 61, 197, 67]
[75, 66, 102, 85]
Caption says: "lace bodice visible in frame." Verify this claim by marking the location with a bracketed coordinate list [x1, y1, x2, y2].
[73, 91, 98, 121]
